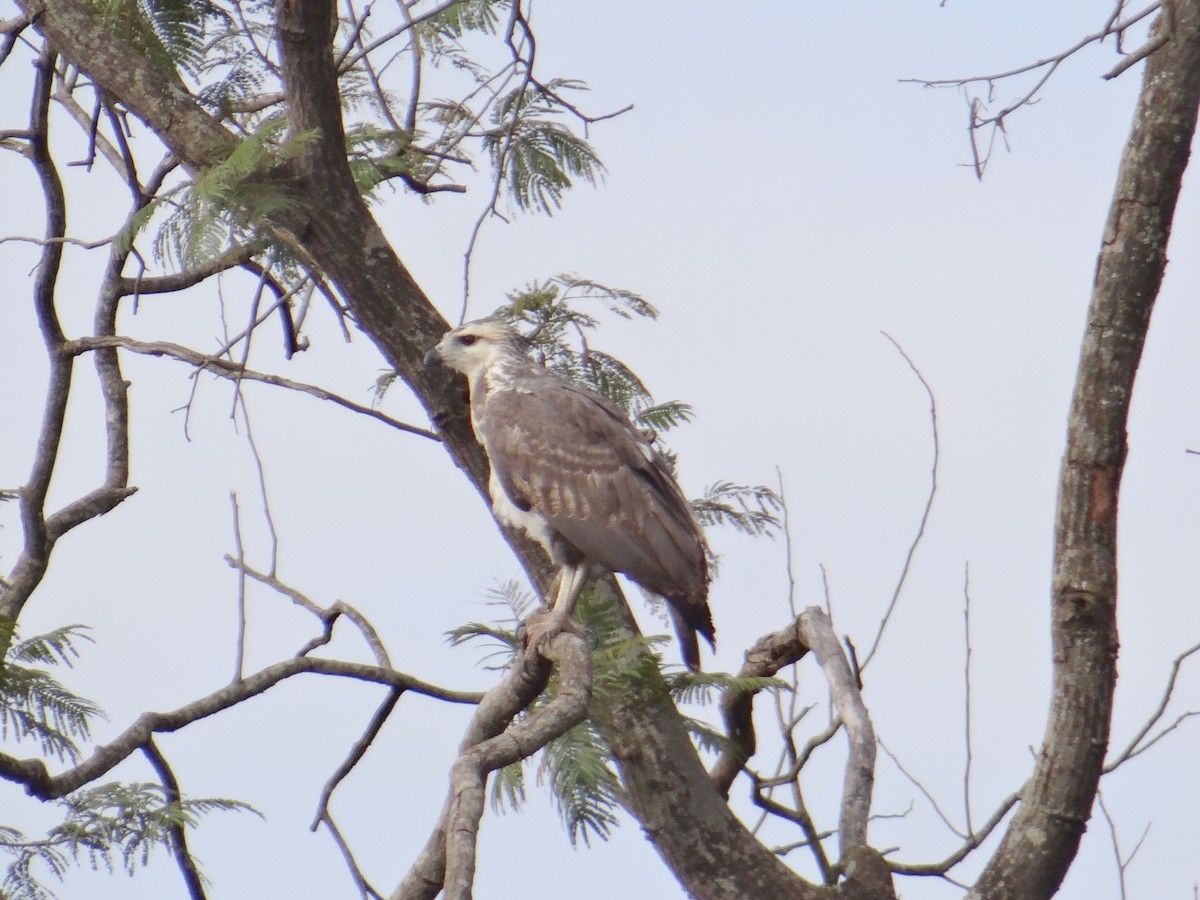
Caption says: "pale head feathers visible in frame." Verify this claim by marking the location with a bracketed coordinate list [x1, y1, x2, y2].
[424, 319, 529, 380]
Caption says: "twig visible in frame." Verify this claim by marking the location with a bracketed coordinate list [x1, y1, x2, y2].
[877, 738, 966, 840]
[1104, 640, 1200, 771]
[321, 813, 386, 900]
[861, 333, 939, 671]
[65, 335, 441, 441]
[311, 688, 403, 830]
[230, 493, 249, 682]
[888, 788, 1021, 876]
[962, 563, 975, 836]
[225, 557, 394, 666]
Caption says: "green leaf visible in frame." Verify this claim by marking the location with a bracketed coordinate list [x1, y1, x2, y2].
[486, 85, 606, 215]
[691, 481, 783, 537]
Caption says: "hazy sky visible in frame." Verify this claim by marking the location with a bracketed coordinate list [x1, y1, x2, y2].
[1, 2, 1197, 898]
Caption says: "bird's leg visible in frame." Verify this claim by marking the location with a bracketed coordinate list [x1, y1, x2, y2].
[524, 563, 590, 656]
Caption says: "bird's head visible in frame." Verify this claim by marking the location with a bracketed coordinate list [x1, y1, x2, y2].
[423, 318, 526, 379]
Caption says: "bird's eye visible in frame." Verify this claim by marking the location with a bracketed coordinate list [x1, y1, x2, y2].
[456, 334, 478, 346]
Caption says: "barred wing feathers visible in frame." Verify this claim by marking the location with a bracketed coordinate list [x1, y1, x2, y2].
[478, 372, 714, 665]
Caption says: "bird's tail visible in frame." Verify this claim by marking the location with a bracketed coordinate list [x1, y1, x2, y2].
[668, 603, 716, 673]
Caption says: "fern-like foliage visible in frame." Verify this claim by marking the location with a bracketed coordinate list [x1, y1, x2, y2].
[92, 0, 212, 78]
[691, 481, 783, 537]
[485, 82, 605, 215]
[0, 784, 257, 898]
[426, 0, 507, 38]
[0, 626, 103, 764]
[491, 277, 701, 437]
[667, 670, 790, 708]
[152, 117, 317, 270]
[344, 124, 418, 198]
[538, 719, 622, 846]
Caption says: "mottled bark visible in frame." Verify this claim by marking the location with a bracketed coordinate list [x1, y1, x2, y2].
[973, 4, 1200, 897]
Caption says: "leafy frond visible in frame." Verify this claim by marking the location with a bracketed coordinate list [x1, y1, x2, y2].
[692, 482, 783, 538]
[11, 626, 94, 668]
[153, 119, 317, 270]
[666, 670, 790, 707]
[424, 0, 508, 38]
[446, 579, 535, 667]
[93, 0, 212, 78]
[679, 715, 738, 757]
[636, 401, 694, 432]
[1, 626, 104, 763]
[1, 784, 256, 897]
[538, 720, 621, 847]
[54, 783, 258, 876]
[489, 759, 526, 815]
[486, 84, 605, 215]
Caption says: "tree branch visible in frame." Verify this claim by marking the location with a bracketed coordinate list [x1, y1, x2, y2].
[974, 3, 1200, 895]
[797, 608, 877, 863]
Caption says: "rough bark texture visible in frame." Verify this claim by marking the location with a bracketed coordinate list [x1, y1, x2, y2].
[13, 2, 831, 898]
[972, 5, 1200, 897]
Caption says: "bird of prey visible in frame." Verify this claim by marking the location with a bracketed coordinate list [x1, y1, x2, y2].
[424, 319, 714, 670]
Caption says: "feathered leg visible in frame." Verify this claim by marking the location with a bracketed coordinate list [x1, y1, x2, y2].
[524, 563, 590, 655]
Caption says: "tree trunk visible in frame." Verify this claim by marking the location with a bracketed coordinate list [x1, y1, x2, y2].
[973, 3, 1200, 896]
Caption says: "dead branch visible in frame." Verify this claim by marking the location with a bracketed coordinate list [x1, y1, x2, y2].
[888, 788, 1021, 877]
[710, 618, 810, 796]
[1104, 639, 1200, 772]
[0, 656, 480, 802]
[392, 631, 591, 900]
[861, 334, 939, 671]
[443, 633, 591, 900]
[974, 2, 1200, 893]
[65, 335, 440, 441]
[901, 2, 1162, 177]
[798, 608, 876, 860]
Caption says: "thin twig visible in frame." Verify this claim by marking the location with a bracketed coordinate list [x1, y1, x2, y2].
[66, 336, 441, 441]
[962, 563, 975, 836]
[311, 688, 403, 830]
[1105, 639, 1200, 771]
[230, 493, 249, 683]
[861, 333, 939, 671]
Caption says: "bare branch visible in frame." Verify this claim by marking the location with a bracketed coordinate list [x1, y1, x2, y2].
[0, 655, 481, 802]
[798, 608, 876, 859]
[877, 738, 966, 840]
[710, 618, 810, 796]
[65, 335, 441, 441]
[311, 688, 403, 830]
[442, 634, 591, 900]
[888, 788, 1022, 876]
[393, 631, 591, 900]
[143, 739, 208, 900]
[962, 564, 975, 836]
[861, 333, 939, 671]
[1104, 640, 1200, 771]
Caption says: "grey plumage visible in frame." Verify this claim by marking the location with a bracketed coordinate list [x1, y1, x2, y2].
[425, 319, 714, 670]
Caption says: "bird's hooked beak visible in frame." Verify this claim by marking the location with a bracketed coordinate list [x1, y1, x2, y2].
[423, 345, 443, 368]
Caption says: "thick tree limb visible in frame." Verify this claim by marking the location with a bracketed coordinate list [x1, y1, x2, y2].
[973, 4, 1200, 896]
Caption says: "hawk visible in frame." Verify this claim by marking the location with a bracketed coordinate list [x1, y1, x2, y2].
[425, 319, 714, 670]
